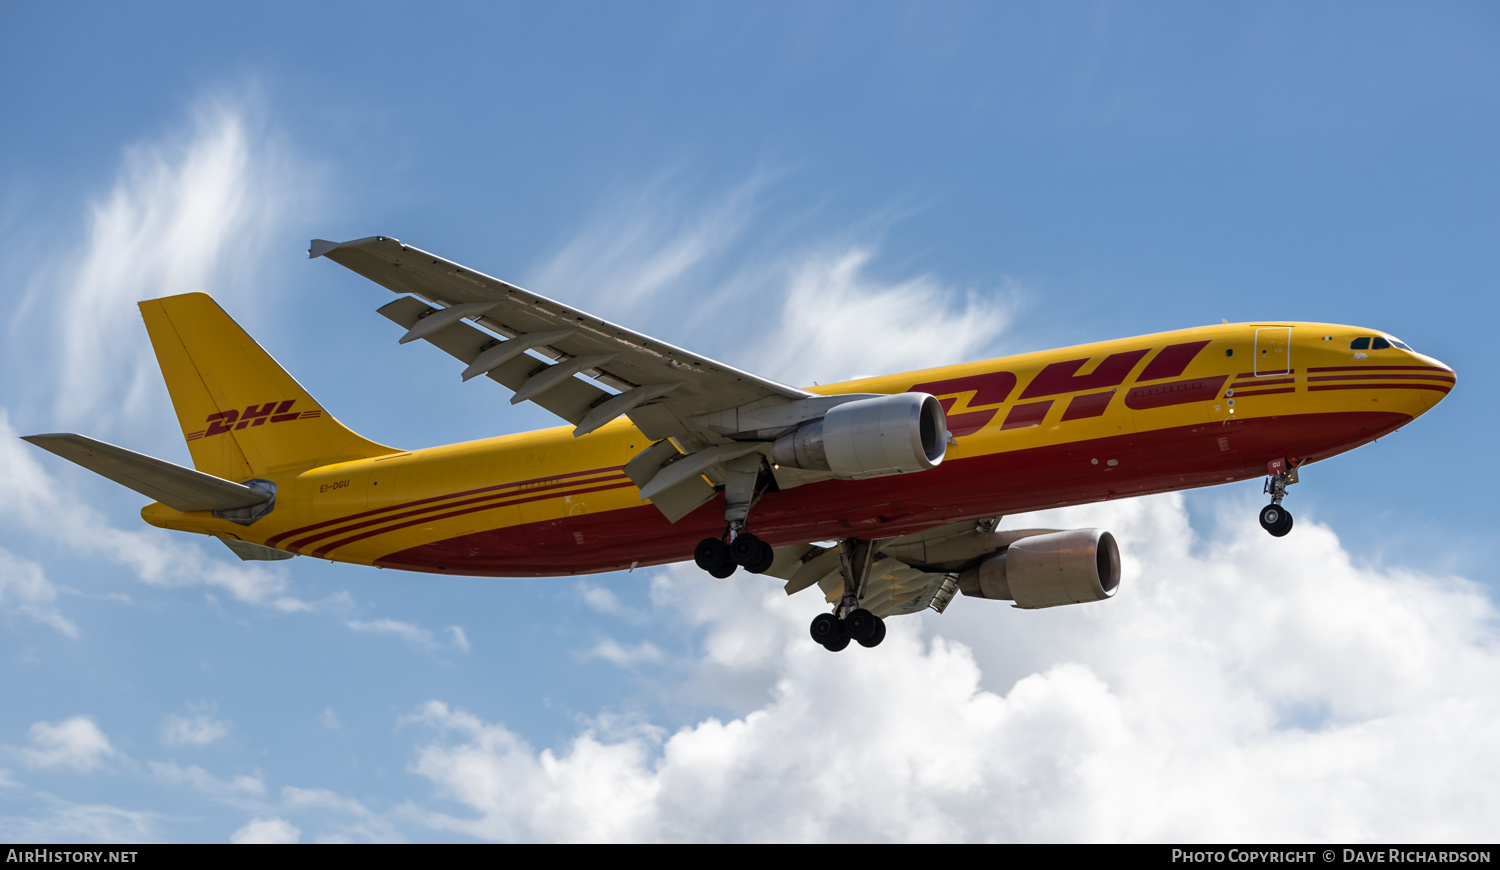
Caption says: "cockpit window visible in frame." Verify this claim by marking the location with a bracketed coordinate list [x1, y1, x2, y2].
[1371, 337, 1391, 350]
[1350, 337, 1371, 350]
[1388, 337, 1413, 351]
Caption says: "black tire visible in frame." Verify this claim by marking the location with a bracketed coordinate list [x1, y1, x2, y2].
[695, 538, 727, 571]
[846, 608, 878, 642]
[857, 616, 887, 648]
[1270, 510, 1294, 538]
[729, 533, 763, 566]
[810, 612, 844, 645]
[822, 635, 851, 652]
[746, 540, 775, 575]
[1258, 504, 1285, 534]
[709, 557, 737, 578]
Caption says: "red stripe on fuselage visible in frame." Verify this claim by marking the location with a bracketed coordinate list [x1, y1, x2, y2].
[285, 472, 631, 554]
[309, 479, 639, 558]
[266, 465, 627, 549]
[1307, 365, 1451, 373]
[1307, 373, 1456, 383]
[1307, 383, 1452, 393]
[374, 410, 1413, 577]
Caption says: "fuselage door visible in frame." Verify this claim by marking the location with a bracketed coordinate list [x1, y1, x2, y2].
[1255, 327, 1292, 376]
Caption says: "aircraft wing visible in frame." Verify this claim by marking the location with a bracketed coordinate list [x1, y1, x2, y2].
[764, 519, 1064, 619]
[312, 235, 861, 522]
[311, 236, 814, 440]
[768, 541, 962, 619]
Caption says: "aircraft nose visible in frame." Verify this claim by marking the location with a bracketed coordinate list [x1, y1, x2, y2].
[1412, 352, 1457, 410]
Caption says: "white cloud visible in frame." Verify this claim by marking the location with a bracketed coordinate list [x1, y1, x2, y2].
[587, 638, 666, 666]
[20, 717, 114, 773]
[282, 786, 368, 815]
[318, 708, 343, 732]
[0, 800, 158, 843]
[527, 173, 766, 318]
[447, 625, 471, 653]
[751, 248, 1017, 385]
[522, 173, 1016, 388]
[149, 761, 264, 800]
[346, 617, 437, 651]
[16, 95, 303, 433]
[0, 548, 78, 637]
[403, 493, 1500, 842]
[231, 816, 301, 844]
[346, 617, 470, 654]
[159, 705, 230, 747]
[580, 584, 626, 615]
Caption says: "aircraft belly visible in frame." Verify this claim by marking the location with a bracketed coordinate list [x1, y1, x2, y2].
[370, 410, 1413, 577]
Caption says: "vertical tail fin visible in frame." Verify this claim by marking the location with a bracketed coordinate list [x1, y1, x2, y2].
[140, 293, 399, 480]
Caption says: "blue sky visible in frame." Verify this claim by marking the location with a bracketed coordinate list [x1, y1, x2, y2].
[1, 2, 1496, 842]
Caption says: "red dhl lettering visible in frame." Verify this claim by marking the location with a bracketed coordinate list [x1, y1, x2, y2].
[195, 400, 303, 439]
[909, 343, 1216, 436]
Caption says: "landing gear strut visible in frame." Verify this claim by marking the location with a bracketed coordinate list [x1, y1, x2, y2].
[808, 538, 886, 652]
[1259, 459, 1298, 538]
[692, 453, 775, 578]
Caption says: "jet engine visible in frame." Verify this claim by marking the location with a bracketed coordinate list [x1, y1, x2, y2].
[771, 392, 947, 480]
[956, 528, 1120, 609]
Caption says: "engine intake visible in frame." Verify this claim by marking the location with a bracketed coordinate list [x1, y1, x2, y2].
[956, 528, 1120, 609]
[771, 392, 947, 480]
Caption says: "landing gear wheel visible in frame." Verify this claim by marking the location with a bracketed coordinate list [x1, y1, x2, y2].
[845, 608, 879, 642]
[810, 612, 846, 646]
[822, 635, 851, 652]
[747, 540, 775, 574]
[729, 533, 762, 566]
[856, 616, 887, 648]
[695, 538, 736, 578]
[1259, 504, 1294, 537]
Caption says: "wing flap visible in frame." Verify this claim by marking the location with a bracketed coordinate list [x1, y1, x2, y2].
[376, 296, 610, 425]
[22, 434, 271, 513]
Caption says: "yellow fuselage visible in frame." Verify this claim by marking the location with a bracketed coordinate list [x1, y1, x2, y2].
[143, 322, 1453, 576]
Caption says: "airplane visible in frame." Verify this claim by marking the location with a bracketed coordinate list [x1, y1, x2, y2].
[22, 236, 1456, 652]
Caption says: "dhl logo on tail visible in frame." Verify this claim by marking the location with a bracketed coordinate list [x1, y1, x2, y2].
[186, 400, 323, 441]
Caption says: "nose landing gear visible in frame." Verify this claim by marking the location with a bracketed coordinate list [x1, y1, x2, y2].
[1259, 459, 1299, 537]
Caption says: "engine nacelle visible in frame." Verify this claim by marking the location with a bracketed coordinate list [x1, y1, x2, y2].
[956, 528, 1120, 609]
[771, 392, 947, 480]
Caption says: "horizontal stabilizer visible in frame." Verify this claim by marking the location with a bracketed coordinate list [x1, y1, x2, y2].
[21, 434, 271, 513]
[219, 537, 295, 561]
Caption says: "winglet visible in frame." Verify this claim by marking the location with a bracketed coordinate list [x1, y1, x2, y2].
[309, 236, 398, 260]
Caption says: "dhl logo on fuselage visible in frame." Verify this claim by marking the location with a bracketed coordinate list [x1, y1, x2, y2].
[184, 400, 322, 441]
[912, 340, 1217, 437]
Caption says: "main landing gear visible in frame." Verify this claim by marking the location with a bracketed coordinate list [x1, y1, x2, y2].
[1259, 460, 1299, 538]
[694, 532, 774, 578]
[808, 538, 886, 653]
[692, 452, 775, 578]
[687, 455, 886, 652]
